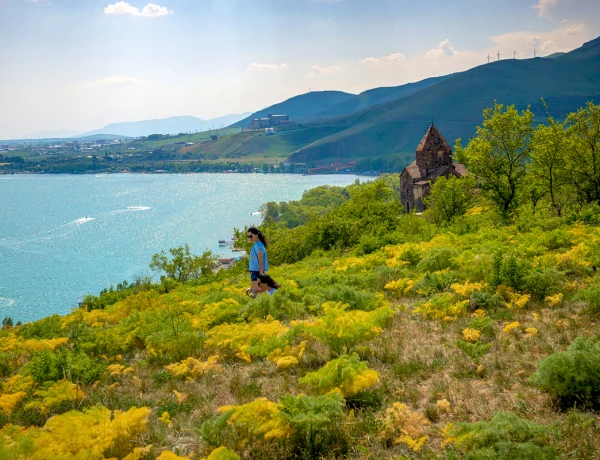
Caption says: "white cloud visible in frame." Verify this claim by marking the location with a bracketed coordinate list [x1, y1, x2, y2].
[360, 52, 406, 64]
[306, 65, 345, 78]
[103, 2, 173, 17]
[424, 39, 458, 58]
[78, 76, 148, 88]
[533, 0, 558, 18]
[246, 63, 290, 72]
[565, 23, 585, 35]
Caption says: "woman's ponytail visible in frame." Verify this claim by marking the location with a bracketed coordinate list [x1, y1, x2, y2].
[248, 226, 268, 247]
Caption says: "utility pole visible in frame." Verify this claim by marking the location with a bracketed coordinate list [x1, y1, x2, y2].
[534, 48, 537, 58]
[513, 50, 516, 59]
[487, 53, 490, 63]
[497, 50, 500, 61]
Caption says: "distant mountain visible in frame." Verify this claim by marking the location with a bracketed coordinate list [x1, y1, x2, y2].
[79, 113, 252, 138]
[18, 129, 86, 139]
[231, 78, 449, 128]
[288, 36, 600, 164]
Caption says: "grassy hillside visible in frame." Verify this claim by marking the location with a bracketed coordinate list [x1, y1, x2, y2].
[231, 91, 356, 127]
[178, 126, 348, 162]
[289, 37, 600, 164]
[1, 177, 600, 459]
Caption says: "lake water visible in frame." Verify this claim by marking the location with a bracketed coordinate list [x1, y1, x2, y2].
[0, 173, 367, 323]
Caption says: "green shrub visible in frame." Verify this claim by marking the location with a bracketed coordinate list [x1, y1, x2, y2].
[469, 291, 505, 311]
[416, 247, 459, 273]
[18, 315, 64, 340]
[531, 337, 600, 410]
[523, 267, 564, 300]
[447, 411, 558, 459]
[279, 393, 346, 459]
[455, 340, 492, 359]
[489, 252, 530, 291]
[542, 229, 572, 250]
[468, 317, 496, 339]
[575, 285, 600, 317]
[413, 270, 458, 295]
[23, 349, 106, 385]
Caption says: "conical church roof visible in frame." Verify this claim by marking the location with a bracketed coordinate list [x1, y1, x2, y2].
[416, 122, 452, 154]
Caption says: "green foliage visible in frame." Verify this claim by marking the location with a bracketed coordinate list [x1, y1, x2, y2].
[469, 291, 505, 311]
[416, 247, 459, 273]
[23, 349, 106, 385]
[455, 340, 492, 359]
[150, 244, 217, 282]
[17, 315, 63, 340]
[576, 284, 600, 317]
[299, 353, 379, 397]
[468, 317, 495, 339]
[81, 279, 154, 311]
[455, 103, 534, 220]
[523, 267, 564, 300]
[424, 175, 476, 226]
[531, 337, 600, 410]
[489, 252, 530, 291]
[448, 411, 558, 459]
[279, 393, 346, 459]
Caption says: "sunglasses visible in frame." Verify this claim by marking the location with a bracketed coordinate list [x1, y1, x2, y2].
[247, 234, 253, 238]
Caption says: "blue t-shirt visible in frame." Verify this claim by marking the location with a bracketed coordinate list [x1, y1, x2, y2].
[249, 241, 268, 272]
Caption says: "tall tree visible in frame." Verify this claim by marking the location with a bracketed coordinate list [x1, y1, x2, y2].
[424, 175, 475, 226]
[455, 103, 534, 220]
[529, 103, 569, 216]
[565, 102, 600, 205]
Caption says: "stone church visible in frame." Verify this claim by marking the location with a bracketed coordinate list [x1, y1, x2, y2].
[400, 123, 467, 212]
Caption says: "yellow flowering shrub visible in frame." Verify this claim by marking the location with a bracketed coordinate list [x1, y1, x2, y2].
[436, 399, 451, 413]
[384, 278, 415, 297]
[462, 328, 481, 343]
[299, 353, 379, 397]
[157, 451, 190, 460]
[0, 391, 27, 414]
[545, 293, 564, 307]
[0, 405, 151, 459]
[1, 374, 34, 394]
[159, 411, 172, 427]
[122, 445, 154, 460]
[503, 322, 520, 333]
[267, 341, 307, 369]
[302, 302, 392, 354]
[218, 398, 292, 440]
[472, 309, 485, 318]
[25, 380, 85, 414]
[381, 402, 430, 452]
[203, 446, 240, 460]
[164, 355, 222, 378]
[412, 294, 469, 320]
[189, 299, 241, 331]
[451, 281, 487, 298]
[525, 327, 538, 337]
[206, 317, 289, 360]
[507, 293, 531, 310]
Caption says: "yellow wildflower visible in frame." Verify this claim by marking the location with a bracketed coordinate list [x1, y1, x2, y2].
[436, 399, 451, 413]
[524, 327, 538, 337]
[556, 319, 569, 328]
[532, 312, 540, 321]
[157, 451, 189, 460]
[545, 293, 563, 307]
[472, 309, 485, 318]
[0, 391, 27, 414]
[503, 322, 520, 333]
[159, 411, 172, 427]
[173, 390, 188, 404]
[462, 328, 481, 343]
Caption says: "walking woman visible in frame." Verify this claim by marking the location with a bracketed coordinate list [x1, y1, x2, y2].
[246, 226, 268, 297]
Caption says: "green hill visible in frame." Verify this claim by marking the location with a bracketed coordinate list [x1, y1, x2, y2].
[289, 37, 600, 164]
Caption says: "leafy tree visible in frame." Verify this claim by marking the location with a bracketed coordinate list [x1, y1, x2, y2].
[150, 244, 216, 282]
[565, 101, 600, 205]
[455, 103, 534, 220]
[423, 175, 475, 226]
[529, 103, 570, 216]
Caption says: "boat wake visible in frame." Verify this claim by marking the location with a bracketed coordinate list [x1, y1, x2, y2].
[0, 297, 15, 309]
[110, 206, 151, 214]
[68, 217, 95, 225]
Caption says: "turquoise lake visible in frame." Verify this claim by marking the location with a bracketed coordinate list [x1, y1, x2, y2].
[0, 173, 367, 323]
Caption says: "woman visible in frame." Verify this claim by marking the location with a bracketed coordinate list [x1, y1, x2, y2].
[246, 226, 268, 298]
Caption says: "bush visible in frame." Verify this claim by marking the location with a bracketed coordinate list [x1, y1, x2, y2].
[469, 291, 505, 311]
[150, 245, 217, 282]
[279, 393, 346, 459]
[575, 285, 600, 317]
[531, 337, 600, 410]
[489, 252, 531, 291]
[523, 267, 564, 300]
[18, 315, 64, 339]
[455, 340, 491, 359]
[23, 349, 106, 385]
[416, 247, 459, 273]
[446, 411, 558, 459]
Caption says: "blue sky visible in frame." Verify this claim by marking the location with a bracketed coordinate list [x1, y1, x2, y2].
[0, 0, 598, 138]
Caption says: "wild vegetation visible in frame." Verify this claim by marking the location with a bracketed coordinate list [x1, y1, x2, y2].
[1, 102, 600, 459]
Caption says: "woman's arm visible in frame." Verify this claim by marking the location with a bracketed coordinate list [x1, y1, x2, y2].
[258, 251, 265, 274]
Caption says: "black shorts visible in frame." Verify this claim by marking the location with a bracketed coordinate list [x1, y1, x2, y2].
[249, 271, 260, 281]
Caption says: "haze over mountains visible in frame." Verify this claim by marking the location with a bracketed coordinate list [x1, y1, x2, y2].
[214, 37, 600, 166]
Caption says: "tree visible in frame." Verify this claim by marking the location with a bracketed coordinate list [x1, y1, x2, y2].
[150, 244, 216, 282]
[423, 175, 476, 226]
[455, 103, 534, 220]
[565, 101, 600, 205]
[529, 105, 569, 216]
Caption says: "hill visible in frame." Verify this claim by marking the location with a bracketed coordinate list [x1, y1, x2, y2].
[79, 113, 252, 138]
[0, 177, 599, 458]
[231, 91, 356, 127]
[289, 37, 600, 163]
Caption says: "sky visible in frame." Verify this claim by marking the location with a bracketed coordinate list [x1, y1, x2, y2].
[0, 0, 599, 138]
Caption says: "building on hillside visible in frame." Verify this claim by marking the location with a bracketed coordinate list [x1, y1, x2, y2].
[248, 114, 296, 130]
[400, 122, 467, 212]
